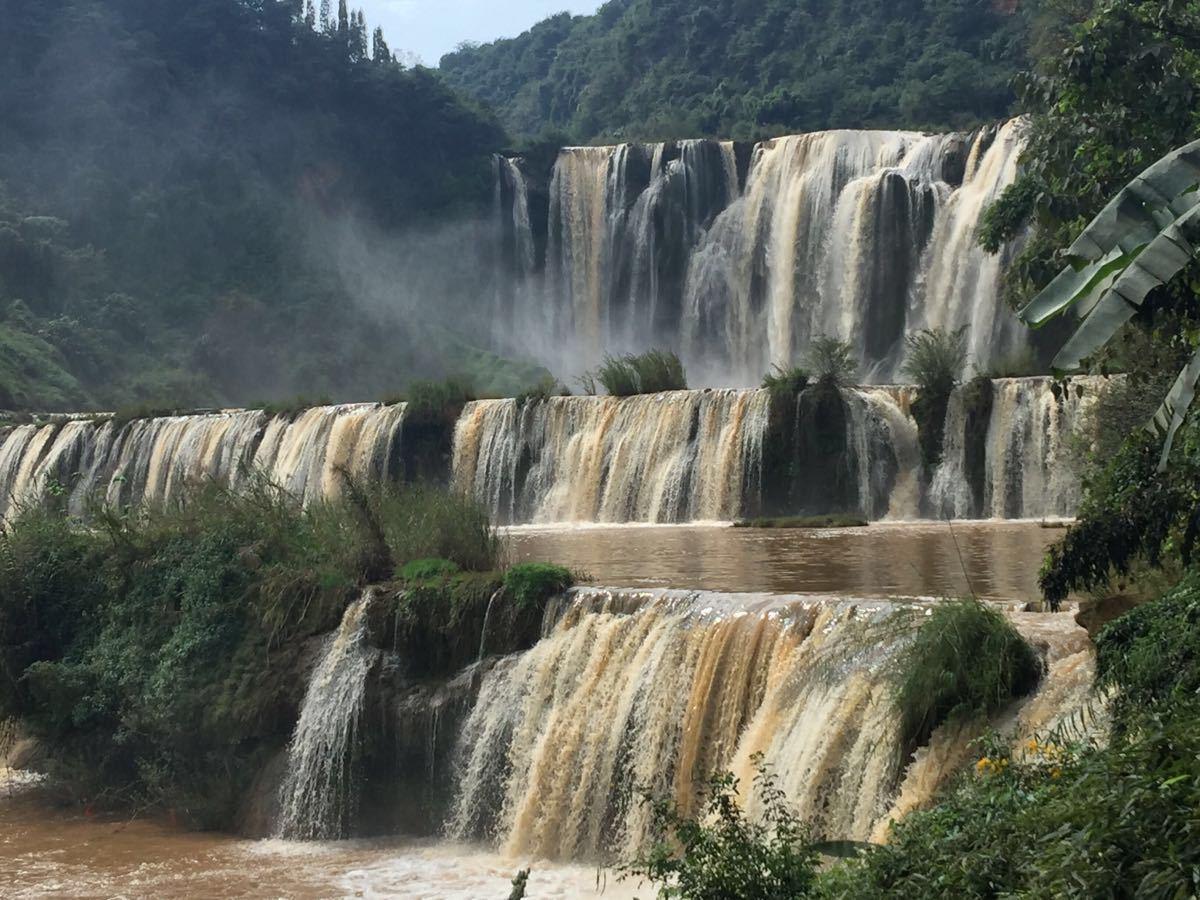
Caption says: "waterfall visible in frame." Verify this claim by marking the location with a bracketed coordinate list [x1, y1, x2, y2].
[930, 376, 1102, 520]
[0, 402, 406, 520]
[848, 387, 922, 520]
[277, 592, 380, 840]
[451, 390, 770, 524]
[492, 156, 538, 354]
[445, 587, 1094, 861]
[503, 121, 1027, 385]
[543, 140, 740, 375]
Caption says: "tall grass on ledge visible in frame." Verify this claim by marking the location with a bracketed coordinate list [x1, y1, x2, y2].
[591, 349, 688, 396]
[892, 599, 1042, 756]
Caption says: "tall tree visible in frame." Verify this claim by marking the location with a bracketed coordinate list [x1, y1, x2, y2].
[319, 0, 331, 32]
[304, 0, 315, 30]
[372, 26, 391, 64]
[337, 0, 349, 38]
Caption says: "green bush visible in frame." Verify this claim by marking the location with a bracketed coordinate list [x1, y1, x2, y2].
[591, 349, 688, 396]
[1097, 573, 1200, 729]
[805, 337, 856, 388]
[0, 479, 502, 825]
[900, 328, 967, 397]
[404, 377, 478, 423]
[761, 365, 810, 401]
[398, 557, 463, 583]
[514, 375, 568, 408]
[818, 707, 1200, 898]
[623, 757, 819, 900]
[892, 600, 1041, 756]
[502, 563, 573, 609]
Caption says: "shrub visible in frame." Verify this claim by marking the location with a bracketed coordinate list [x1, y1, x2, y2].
[514, 374, 568, 407]
[761, 365, 810, 400]
[404, 376, 477, 422]
[900, 327, 967, 397]
[805, 337, 856, 388]
[376, 483, 499, 574]
[398, 557, 462, 583]
[502, 563, 573, 609]
[255, 396, 333, 419]
[623, 756, 819, 900]
[818, 708, 1200, 898]
[1097, 573, 1200, 729]
[590, 349, 688, 396]
[892, 600, 1041, 756]
[0, 479, 502, 826]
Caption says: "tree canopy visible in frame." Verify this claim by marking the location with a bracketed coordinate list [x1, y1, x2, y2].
[0, 0, 523, 411]
[439, 0, 1031, 143]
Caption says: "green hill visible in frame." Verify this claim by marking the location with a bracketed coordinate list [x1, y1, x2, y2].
[439, 0, 1030, 143]
[0, 0, 535, 412]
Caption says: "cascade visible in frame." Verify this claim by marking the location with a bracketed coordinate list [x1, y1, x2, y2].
[277, 592, 380, 840]
[451, 390, 770, 524]
[496, 121, 1027, 385]
[0, 403, 405, 520]
[929, 376, 1102, 520]
[445, 587, 1093, 861]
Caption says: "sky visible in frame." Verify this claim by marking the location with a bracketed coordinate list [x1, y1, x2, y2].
[355, 1, 601, 67]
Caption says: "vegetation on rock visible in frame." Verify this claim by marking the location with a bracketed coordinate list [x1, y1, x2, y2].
[589, 349, 689, 397]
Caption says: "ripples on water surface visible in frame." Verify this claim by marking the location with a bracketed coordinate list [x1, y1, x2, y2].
[504, 520, 1062, 602]
[0, 782, 637, 899]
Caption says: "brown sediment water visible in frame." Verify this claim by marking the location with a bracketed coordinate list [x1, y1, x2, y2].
[0, 778, 638, 899]
[503, 520, 1061, 602]
[3, 522, 1091, 893]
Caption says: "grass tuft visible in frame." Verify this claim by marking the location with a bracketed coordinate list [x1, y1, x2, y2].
[892, 599, 1041, 755]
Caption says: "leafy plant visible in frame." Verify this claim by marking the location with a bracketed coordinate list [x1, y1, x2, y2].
[589, 349, 688, 396]
[805, 337, 856, 388]
[404, 377, 478, 423]
[891, 600, 1041, 756]
[622, 756, 819, 900]
[1017, 139, 1200, 469]
[514, 375, 568, 407]
[502, 563, 573, 610]
[900, 327, 967, 396]
[761, 365, 810, 400]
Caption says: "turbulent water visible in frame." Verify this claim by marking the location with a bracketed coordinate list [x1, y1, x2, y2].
[452, 378, 1098, 524]
[445, 587, 1093, 860]
[278, 592, 380, 840]
[452, 390, 770, 524]
[930, 377, 1102, 519]
[0, 402, 405, 519]
[499, 121, 1026, 383]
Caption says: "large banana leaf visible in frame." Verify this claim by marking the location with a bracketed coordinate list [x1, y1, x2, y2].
[1149, 346, 1200, 471]
[1015, 139, 1200, 468]
[1018, 139, 1200, 328]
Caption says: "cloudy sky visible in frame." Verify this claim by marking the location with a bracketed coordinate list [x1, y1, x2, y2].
[355, 1, 600, 67]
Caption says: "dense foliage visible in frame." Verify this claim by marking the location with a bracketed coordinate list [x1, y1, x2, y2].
[0, 481, 509, 825]
[623, 760, 819, 900]
[891, 600, 1042, 757]
[805, 337, 858, 388]
[440, 0, 1030, 142]
[0, 0, 535, 412]
[980, 0, 1200, 341]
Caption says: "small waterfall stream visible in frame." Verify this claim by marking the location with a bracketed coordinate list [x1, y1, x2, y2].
[277, 592, 380, 840]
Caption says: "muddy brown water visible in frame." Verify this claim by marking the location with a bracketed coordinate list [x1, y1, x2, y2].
[3, 522, 1063, 897]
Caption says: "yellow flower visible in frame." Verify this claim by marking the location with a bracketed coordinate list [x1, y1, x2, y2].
[1051, 767, 1062, 779]
[976, 757, 992, 774]
[1026, 737, 1039, 754]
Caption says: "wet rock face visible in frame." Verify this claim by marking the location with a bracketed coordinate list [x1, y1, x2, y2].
[790, 384, 860, 515]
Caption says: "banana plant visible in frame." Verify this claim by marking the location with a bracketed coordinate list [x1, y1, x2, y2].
[1018, 139, 1200, 470]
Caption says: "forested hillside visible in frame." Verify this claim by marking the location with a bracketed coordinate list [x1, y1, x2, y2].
[439, 0, 1031, 142]
[0, 0, 537, 412]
